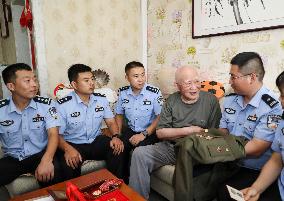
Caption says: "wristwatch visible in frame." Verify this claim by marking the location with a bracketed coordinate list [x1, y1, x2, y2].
[111, 134, 120, 139]
[141, 130, 149, 137]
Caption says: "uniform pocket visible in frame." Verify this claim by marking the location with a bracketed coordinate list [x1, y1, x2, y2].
[206, 137, 234, 162]
[1, 123, 21, 147]
[30, 121, 46, 142]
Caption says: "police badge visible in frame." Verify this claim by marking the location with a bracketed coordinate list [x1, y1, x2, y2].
[49, 107, 58, 119]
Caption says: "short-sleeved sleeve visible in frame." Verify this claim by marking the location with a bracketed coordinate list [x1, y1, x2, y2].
[103, 99, 114, 119]
[153, 90, 163, 115]
[45, 100, 60, 130]
[114, 91, 124, 115]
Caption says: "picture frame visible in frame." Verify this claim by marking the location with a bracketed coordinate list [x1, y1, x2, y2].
[192, 0, 284, 38]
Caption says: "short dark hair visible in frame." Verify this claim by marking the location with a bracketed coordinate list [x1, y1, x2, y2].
[2, 63, 32, 85]
[125, 61, 144, 74]
[231, 52, 265, 81]
[68, 64, 92, 82]
[276, 71, 284, 90]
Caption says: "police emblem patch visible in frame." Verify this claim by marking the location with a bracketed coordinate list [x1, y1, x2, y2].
[247, 114, 258, 122]
[267, 115, 281, 129]
[225, 108, 236, 114]
[49, 107, 58, 119]
[157, 96, 163, 105]
[282, 128, 284, 135]
[0, 120, 14, 126]
[71, 112, 80, 117]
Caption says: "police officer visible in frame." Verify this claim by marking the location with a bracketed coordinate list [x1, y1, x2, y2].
[217, 52, 283, 200]
[240, 71, 284, 201]
[115, 61, 163, 151]
[56, 64, 125, 181]
[0, 63, 61, 187]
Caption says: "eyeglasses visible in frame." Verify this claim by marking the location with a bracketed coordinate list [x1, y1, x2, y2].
[178, 80, 201, 87]
[229, 73, 252, 81]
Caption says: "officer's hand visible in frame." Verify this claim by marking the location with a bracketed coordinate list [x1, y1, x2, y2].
[110, 137, 124, 155]
[35, 159, 54, 183]
[64, 146, 82, 169]
[187, 126, 204, 135]
[241, 187, 260, 201]
[129, 134, 145, 146]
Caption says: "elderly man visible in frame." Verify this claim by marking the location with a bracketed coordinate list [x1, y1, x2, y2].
[129, 66, 221, 200]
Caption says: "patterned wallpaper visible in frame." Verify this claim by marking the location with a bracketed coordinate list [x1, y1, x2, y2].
[40, 0, 141, 97]
[147, 0, 284, 97]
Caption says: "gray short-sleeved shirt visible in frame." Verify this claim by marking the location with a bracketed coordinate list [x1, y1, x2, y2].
[157, 91, 221, 130]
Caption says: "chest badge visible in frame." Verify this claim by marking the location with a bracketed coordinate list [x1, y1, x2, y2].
[33, 114, 44, 122]
[95, 105, 104, 112]
[0, 120, 14, 126]
[71, 112, 80, 117]
[247, 114, 258, 122]
[225, 108, 236, 114]
[49, 107, 58, 119]
[122, 99, 129, 104]
[143, 99, 152, 105]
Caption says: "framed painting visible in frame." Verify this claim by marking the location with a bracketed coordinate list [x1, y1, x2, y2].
[192, 0, 284, 38]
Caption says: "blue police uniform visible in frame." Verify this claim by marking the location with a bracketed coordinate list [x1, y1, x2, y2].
[0, 96, 61, 186]
[115, 84, 163, 132]
[57, 91, 114, 144]
[220, 86, 282, 170]
[56, 91, 125, 181]
[217, 86, 283, 201]
[271, 120, 284, 200]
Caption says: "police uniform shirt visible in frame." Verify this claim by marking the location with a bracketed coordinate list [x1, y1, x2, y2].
[57, 91, 114, 144]
[115, 84, 163, 132]
[0, 96, 59, 160]
[219, 86, 282, 170]
[271, 120, 284, 200]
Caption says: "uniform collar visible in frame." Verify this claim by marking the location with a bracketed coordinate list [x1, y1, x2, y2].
[235, 85, 266, 108]
[8, 96, 37, 114]
[73, 91, 95, 105]
[127, 84, 147, 96]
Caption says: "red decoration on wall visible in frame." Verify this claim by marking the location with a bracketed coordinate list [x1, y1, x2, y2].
[19, 0, 36, 69]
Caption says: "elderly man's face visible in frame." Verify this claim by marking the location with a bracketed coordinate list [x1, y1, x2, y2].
[176, 71, 201, 103]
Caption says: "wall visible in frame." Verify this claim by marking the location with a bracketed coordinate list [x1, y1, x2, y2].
[33, 0, 142, 97]
[147, 0, 284, 97]
[0, 0, 16, 65]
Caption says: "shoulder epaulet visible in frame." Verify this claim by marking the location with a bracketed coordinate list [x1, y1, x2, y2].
[146, 86, 160, 94]
[93, 93, 106, 97]
[262, 94, 278, 108]
[57, 96, 72, 104]
[33, 96, 52, 105]
[0, 99, 9, 108]
[119, 86, 130, 92]
[225, 93, 237, 97]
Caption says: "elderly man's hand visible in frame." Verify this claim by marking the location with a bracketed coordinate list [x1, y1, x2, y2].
[185, 126, 204, 135]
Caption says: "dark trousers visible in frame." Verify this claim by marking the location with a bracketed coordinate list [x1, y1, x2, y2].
[0, 150, 62, 187]
[120, 126, 160, 183]
[58, 135, 125, 181]
[217, 167, 281, 201]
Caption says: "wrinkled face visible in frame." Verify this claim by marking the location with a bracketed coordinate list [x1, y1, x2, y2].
[126, 67, 146, 92]
[72, 71, 95, 95]
[7, 70, 38, 99]
[176, 71, 201, 103]
[229, 65, 253, 95]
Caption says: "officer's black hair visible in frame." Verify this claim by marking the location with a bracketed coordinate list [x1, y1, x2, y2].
[2, 63, 32, 85]
[230, 52, 265, 81]
[68, 64, 92, 82]
[125, 61, 144, 75]
[276, 71, 284, 91]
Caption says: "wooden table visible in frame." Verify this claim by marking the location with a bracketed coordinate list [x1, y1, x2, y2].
[9, 169, 145, 201]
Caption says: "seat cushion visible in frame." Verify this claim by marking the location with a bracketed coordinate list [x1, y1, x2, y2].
[5, 174, 40, 197]
[81, 160, 106, 175]
[151, 164, 175, 185]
